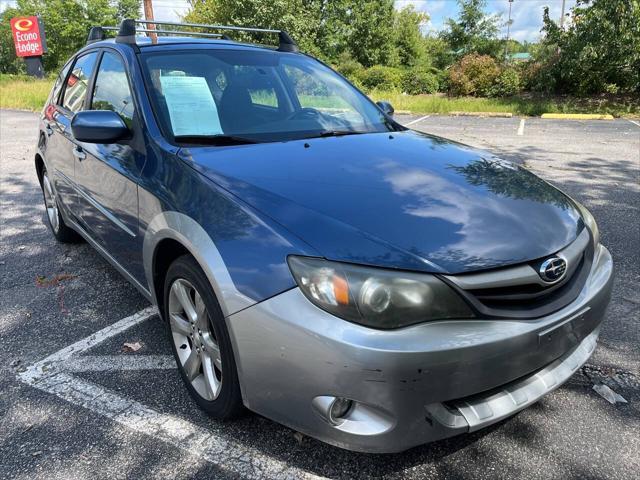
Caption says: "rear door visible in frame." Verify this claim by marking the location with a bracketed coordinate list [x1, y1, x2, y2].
[74, 49, 145, 279]
[48, 51, 99, 215]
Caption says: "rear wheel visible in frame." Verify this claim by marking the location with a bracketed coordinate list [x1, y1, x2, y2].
[41, 167, 81, 243]
[164, 255, 243, 418]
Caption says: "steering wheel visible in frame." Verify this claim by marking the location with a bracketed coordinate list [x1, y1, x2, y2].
[287, 107, 322, 121]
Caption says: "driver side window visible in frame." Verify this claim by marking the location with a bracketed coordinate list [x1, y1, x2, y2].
[91, 51, 135, 127]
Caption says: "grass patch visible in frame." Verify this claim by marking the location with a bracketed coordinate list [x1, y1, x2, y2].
[0, 74, 54, 111]
[1, 74, 637, 118]
[369, 90, 640, 117]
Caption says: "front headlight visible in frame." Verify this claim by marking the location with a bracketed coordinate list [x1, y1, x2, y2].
[288, 256, 474, 329]
[575, 201, 600, 246]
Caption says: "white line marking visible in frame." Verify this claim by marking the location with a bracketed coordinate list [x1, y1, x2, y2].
[62, 354, 176, 372]
[17, 307, 324, 480]
[628, 119, 640, 128]
[405, 115, 430, 127]
[517, 118, 526, 136]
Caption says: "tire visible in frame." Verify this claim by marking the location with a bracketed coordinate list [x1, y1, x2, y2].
[164, 255, 244, 419]
[41, 167, 81, 243]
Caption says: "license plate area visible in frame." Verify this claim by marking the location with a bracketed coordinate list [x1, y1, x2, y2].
[538, 307, 590, 352]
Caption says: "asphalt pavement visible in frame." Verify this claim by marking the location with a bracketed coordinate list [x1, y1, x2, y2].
[1, 109, 639, 479]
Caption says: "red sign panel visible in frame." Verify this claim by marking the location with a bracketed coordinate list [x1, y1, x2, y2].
[10, 16, 45, 57]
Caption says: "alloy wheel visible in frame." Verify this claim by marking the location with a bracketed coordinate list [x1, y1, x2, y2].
[168, 278, 223, 400]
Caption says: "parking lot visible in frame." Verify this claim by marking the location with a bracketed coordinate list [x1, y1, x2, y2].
[1, 109, 638, 479]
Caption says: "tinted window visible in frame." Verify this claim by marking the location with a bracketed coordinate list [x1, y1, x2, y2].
[92, 51, 134, 126]
[61, 52, 98, 113]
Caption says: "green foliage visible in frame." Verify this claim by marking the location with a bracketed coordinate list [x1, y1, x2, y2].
[333, 52, 364, 82]
[393, 5, 429, 67]
[490, 68, 522, 97]
[185, 0, 397, 67]
[184, 0, 322, 57]
[334, 52, 364, 77]
[448, 53, 500, 96]
[401, 68, 439, 95]
[441, 0, 502, 58]
[534, 0, 640, 94]
[360, 65, 403, 91]
[0, 0, 141, 74]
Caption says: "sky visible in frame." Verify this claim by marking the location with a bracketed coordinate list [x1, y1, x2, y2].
[397, 0, 577, 42]
[1, 0, 577, 43]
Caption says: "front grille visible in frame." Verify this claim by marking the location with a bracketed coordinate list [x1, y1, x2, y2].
[443, 228, 593, 319]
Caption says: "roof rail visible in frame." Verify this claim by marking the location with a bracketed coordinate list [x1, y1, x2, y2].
[85, 18, 299, 52]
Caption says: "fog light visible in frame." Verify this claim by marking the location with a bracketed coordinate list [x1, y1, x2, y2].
[329, 397, 353, 425]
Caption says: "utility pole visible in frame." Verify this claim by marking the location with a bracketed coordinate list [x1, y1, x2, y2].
[143, 0, 157, 42]
[504, 0, 514, 63]
[560, 0, 566, 28]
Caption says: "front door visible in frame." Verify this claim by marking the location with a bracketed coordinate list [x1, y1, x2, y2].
[50, 51, 99, 216]
[74, 50, 146, 282]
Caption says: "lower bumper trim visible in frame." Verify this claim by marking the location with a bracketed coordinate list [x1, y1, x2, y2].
[427, 328, 598, 432]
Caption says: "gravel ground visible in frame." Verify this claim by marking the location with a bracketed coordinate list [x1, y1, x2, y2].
[1, 109, 639, 479]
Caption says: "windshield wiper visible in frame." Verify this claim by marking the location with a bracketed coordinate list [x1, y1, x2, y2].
[174, 135, 259, 146]
[313, 130, 365, 139]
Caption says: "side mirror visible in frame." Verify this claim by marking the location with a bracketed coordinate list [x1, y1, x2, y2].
[376, 101, 395, 117]
[71, 110, 129, 143]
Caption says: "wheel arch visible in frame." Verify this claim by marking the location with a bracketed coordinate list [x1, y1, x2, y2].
[143, 211, 255, 319]
[35, 152, 45, 187]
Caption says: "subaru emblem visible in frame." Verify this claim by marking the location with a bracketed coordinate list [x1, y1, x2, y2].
[539, 257, 567, 283]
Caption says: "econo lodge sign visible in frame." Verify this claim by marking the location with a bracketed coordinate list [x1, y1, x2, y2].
[10, 16, 46, 57]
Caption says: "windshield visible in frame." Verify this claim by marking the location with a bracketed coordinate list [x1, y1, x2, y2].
[141, 48, 397, 144]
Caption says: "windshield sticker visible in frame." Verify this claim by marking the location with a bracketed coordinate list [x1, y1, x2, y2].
[159, 75, 222, 136]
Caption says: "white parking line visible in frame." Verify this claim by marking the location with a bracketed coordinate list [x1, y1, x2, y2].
[62, 354, 176, 372]
[405, 115, 430, 127]
[517, 118, 526, 136]
[628, 119, 640, 128]
[17, 307, 325, 480]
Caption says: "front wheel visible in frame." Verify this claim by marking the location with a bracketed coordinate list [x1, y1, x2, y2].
[164, 255, 244, 418]
[41, 167, 81, 243]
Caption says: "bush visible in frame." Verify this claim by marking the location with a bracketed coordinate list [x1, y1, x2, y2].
[401, 68, 440, 94]
[521, 61, 556, 93]
[448, 54, 500, 96]
[334, 52, 365, 82]
[490, 68, 522, 97]
[360, 66, 403, 91]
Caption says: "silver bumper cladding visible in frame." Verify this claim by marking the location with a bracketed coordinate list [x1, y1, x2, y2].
[427, 327, 598, 432]
[226, 245, 613, 453]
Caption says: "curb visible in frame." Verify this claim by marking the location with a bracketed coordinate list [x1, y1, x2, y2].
[541, 113, 614, 120]
[449, 111, 513, 118]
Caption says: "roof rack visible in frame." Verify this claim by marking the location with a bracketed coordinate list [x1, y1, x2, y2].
[86, 19, 299, 53]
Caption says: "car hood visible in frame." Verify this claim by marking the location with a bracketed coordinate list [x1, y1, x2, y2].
[180, 131, 583, 274]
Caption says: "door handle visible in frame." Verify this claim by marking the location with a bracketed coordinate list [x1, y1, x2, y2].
[72, 146, 86, 161]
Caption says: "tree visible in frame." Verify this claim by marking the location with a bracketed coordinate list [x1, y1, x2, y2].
[393, 5, 428, 67]
[185, 0, 397, 67]
[0, 0, 140, 74]
[535, 0, 640, 94]
[441, 0, 502, 58]
[184, 0, 322, 56]
[346, 0, 396, 66]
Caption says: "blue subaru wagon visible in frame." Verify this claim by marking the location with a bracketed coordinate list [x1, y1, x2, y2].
[36, 19, 613, 453]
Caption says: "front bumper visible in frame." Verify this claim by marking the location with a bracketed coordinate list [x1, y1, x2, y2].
[226, 245, 613, 453]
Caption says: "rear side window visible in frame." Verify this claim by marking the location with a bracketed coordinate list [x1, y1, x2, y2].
[91, 51, 134, 126]
[61, 52, 98, 113]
